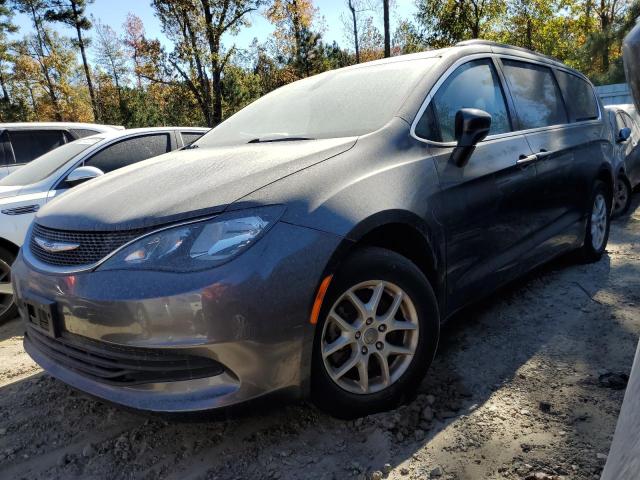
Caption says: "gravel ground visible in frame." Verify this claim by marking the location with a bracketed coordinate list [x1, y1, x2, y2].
[1, 197, 639, 480]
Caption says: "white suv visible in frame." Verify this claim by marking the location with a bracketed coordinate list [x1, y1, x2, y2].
[0, 122, 123, 179]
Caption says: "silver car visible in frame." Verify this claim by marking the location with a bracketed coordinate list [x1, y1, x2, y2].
[605, 104, 640, 215]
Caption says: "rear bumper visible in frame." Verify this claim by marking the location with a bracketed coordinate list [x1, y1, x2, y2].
[13, 221, 343, 412]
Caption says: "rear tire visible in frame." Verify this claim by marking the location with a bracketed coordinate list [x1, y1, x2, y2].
[0, 246, 17, 325]
[612, 174, 632, 217]
[578, 180, 611, 264]
[311, 247, 439, 418]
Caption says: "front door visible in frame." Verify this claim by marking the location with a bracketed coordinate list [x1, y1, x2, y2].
[413, 58, 544, 312]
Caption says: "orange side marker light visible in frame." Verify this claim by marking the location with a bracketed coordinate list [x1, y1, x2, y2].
[310, 275, 333, 325]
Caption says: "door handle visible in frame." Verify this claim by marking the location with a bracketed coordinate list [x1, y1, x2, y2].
[517, 153, 538, 166]
[536, 149, 554, 159]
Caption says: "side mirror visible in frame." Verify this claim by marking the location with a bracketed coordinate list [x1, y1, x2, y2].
[451, 108, 492, 168]
[617, 127, 632, 143]
[64, 166, 104, 187]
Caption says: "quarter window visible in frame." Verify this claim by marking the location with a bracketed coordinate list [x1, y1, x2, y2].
[415, 59, 511, 142]
[555, 70, 598, 122]
[85, 134, 170, 173]
[501, 60, 568, 129]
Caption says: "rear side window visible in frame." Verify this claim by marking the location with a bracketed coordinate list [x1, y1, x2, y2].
[72, 128, 101, 138]
[8, 130, 66, 164]
[415, 59, 511, 142]
[555, 70, 598, 122]
[181, 131, 205, 146]
[501, 60, 568, 130]
[85, 134, 170, 173]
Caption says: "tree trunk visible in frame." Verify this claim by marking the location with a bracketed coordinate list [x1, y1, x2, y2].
[0, 69, 9, 103]
[200, 0, 222, 126]
[30, 5, 62, 121]
[383, 0, 390, 57]
[71, 1, 99, 122]
[600, 0, 610, 72]
[348, 0, 359, 63]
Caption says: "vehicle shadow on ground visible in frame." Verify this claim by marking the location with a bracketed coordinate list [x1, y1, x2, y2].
[0, 199, 639, 479]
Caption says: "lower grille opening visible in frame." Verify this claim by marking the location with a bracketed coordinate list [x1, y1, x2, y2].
[25, 326, 224, 385]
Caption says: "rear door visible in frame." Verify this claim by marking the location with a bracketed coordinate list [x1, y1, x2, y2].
[499, 59, 603, 253]
[415, 57, 542, 310]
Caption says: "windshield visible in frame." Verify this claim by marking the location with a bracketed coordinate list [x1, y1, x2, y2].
[0, 136, 102, 186]
[196, 58, 439, 147]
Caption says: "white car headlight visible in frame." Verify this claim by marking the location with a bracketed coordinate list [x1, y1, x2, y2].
[99, 206, 285, 272]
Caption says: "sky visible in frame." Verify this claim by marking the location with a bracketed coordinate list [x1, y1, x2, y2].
[9, 0, 419, 60]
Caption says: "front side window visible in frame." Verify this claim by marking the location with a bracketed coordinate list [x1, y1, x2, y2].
[502, 60, 568, 130]
[9, 130, 66, 164]
[555, 70, 598, 122]
[415, 59, 511, 142]
[85, 134, 170, 173]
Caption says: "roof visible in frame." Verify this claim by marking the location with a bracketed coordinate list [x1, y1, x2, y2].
[340, 39, 568, 72]
[0, 122, 123, 131]
[84, 126, 209, 141]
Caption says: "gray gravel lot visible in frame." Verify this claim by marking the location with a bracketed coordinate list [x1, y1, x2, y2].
[1, 197, 639, 480]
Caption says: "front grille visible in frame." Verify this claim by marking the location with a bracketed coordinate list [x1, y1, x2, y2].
[25, 326, 224, 385]
[30, 223, 149, 267]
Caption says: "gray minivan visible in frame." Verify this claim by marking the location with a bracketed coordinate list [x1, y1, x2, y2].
[13, 41, 617, 418]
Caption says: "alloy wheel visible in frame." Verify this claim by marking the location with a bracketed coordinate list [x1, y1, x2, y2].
[613, 179, 630, 216]
[321, 280, 419, 395]
[0, 257, 14, 320]
[591, 193, 608, 251]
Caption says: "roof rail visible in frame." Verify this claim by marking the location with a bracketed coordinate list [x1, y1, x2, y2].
[455, 39, 561, 64]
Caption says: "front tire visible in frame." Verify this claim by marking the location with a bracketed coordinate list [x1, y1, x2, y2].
[0, 246, 17, 325]
[311, 247, 439, 418]
[612, 174, 632, 217]
[578, 180, 611, 263]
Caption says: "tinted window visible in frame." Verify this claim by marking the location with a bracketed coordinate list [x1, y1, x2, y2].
[72, 128, 101, 138]
[197, 58, 439, 147]
[502, 60, 567, 130]
[181, 132, 205, 146]
[9, 130, 66, 164]
[555, 70, 598, 122]
[415, 59, 511, 142]
[85, 134, 170, 173]
[0, 137, 101, 186]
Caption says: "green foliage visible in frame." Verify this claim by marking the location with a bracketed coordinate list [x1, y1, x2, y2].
[1, 0, 639, 126]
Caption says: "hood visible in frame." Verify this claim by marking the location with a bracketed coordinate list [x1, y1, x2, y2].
[0, 185, 24, 201]
[35, 138, 356, 231]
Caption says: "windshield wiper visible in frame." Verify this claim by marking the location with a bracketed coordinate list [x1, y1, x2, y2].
[247, 136, 315, 143]
[182, 143, 200, 150]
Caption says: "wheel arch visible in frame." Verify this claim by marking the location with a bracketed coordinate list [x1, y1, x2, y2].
[320, 210, 445, 311]
[0, 237, 20, 257]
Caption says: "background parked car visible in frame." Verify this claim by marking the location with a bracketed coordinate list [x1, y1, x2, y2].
[605, 104, 640, 215]
[0, 126, 209, 323]
[0, 122, 124, 180]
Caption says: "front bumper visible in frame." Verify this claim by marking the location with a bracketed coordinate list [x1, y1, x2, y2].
[13, 221, 342, 412]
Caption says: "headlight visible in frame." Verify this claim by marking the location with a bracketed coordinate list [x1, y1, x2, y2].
[99, 206, 285, 272]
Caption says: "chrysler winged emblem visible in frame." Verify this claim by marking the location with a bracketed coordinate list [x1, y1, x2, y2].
[34, 237, 80, 253]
